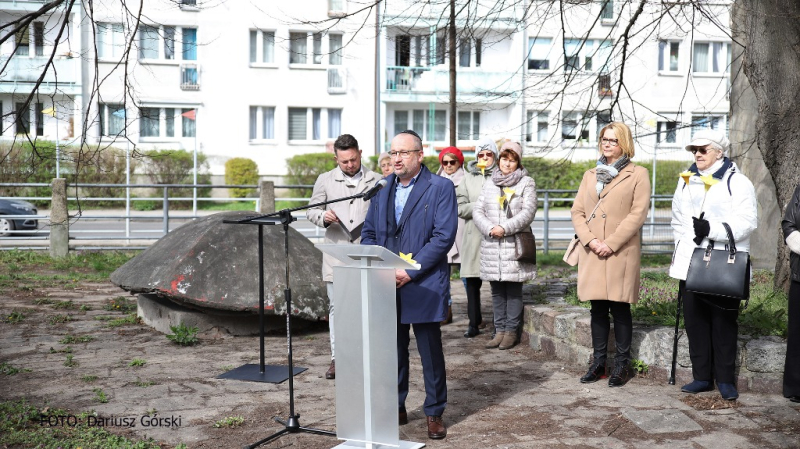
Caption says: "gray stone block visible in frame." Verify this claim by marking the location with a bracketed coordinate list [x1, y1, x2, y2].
[622, 408, 702, 433]
[745, 337, 787, 373]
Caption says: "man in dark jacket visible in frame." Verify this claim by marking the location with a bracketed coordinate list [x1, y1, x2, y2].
[361, 130, 457, 440]
[782, 183, 800, 402]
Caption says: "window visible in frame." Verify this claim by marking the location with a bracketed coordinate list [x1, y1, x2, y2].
[182, 108, 196, 137]
[457, 111, 480, 140]
[596, 111, 612, 139]
[99, 103, 126, 136]
[459, 38, 471, 68]
[140, 107, 160, 137]
[395, 109, 444, 142]
[394, 110, 408, 137]
[182, 28, 197, 61]
[328, 109, 341, 138]
[15, 103, 29, 134]
[312, 108, 321, 140]
[395, 35, 410, 67]
[693, 42, 730, 74]
[564, 39, 612, 72]
[656, 121, 677, 144]
[15, 26, 30, 56]
[329, 34, 343, 65]
[313, 33, 323, 64]
[165, 108, 175, 137]
[600, 1, 614, 20]
[691, 114, 727, 137]
[528, 37, 553, 70]
[329, 0, 344, 12]
[35, 102, 44, 136]
[288, 108, 307, 140]
[435, 31, 445, 65]
[33, 22, 44, 56]
[138, 25, 197, 61]
[475, 39, 482, 67]
[249, 30, 275, 64]
[561, 111, 590, 140]
[164, 26, 175, 60]
[290, 32, 308, 64]
[526, 111, 549, 143]
[139, 25, 159, 59]
[97, 23, 124, 59]
[658, 41, 679, 72]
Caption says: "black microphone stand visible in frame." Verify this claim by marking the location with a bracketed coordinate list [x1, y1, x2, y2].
[224, 188, 376, 449]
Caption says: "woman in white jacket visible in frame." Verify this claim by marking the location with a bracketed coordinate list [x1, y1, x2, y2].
[669, 129, 757, 401]
[473, 142, 537, 350]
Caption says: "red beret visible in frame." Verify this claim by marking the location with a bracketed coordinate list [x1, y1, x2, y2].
[439, 146, 464, 166]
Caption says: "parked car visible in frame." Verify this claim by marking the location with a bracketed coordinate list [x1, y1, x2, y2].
[0, 199, 39, 237]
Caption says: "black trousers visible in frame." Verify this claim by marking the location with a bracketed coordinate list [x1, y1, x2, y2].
[784, 280, 800, 398]
[681, 281, 740, 384]
[464, 277, 483, 328]
[589, 300, 632, 365]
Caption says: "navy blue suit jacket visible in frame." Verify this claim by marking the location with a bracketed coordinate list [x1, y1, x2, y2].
[361, 165, 458, 324]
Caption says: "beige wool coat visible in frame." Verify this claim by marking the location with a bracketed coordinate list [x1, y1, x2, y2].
[456, 161, 493, 278]
[570, 163, 651, 304]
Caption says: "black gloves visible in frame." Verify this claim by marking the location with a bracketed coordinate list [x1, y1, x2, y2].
[692, 212, 710, 245]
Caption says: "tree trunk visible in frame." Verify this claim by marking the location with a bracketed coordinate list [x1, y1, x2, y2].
[735, 0, 800, 292]
[449, 0, 457, 147]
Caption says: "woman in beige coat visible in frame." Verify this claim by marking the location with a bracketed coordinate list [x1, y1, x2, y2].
[571, 122, 650, 387]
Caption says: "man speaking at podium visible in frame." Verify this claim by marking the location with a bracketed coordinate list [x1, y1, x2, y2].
[307, 134, 381, 380]
[361, 130, 458, 440]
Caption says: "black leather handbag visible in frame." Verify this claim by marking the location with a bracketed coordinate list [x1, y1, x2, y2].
[685, 222, 750, 302]
[514, 229, 536, 264]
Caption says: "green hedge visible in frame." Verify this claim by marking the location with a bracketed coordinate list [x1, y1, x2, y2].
[225, 158, 259, 198]
[140, 149, 211, 209]
[284, 153, 337, 199]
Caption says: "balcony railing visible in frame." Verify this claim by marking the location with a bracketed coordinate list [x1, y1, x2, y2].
[0, 56, 79, 85]
[180, 63, 199, 91]
[385, 66, 517, 96]
[327, 67, 346, 94]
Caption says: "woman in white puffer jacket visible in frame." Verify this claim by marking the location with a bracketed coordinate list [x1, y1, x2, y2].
[669, 129, 757, 402]
[473, 142, 537, 350]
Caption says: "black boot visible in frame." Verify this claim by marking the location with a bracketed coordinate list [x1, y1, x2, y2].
[580, 358, 607, 383]
[608, 361, 632, 387]
[463, 326, 480, 338]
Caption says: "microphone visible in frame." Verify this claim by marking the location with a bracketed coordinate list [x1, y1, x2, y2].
[362, 179, 388, 201]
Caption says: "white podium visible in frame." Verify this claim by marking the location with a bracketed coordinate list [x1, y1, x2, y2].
[316, 244, 424, 449]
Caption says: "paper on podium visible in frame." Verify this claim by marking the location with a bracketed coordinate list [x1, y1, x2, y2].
[315, 244, 421, 270]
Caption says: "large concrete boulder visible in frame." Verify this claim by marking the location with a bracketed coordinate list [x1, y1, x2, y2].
[110, 211, 327, 321]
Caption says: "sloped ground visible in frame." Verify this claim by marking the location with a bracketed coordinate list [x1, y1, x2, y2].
[1, 279, 799, 449]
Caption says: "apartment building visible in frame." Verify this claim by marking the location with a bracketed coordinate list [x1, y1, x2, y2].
[1, 1, 731, 176]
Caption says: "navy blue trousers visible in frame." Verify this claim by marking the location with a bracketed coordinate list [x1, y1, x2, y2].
[397, 318, 447, 417]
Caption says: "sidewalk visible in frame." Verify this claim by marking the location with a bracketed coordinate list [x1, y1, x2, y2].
[1, 278, 798, 448]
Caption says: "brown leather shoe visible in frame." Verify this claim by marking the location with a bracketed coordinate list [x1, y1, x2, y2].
[399, 410, 408, 425]
[426, 415, 446, 439]
[325, 360, 335, 379]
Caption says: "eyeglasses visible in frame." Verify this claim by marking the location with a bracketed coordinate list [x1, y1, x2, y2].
[477, 152, 494, 159]
[441, 160, 459, 166]
[689, 147, 712, 155]
[601, 138, 619, 147]
[388, 150, 420, 159]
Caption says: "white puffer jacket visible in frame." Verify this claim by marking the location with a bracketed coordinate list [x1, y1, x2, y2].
[668, 161, 757, 281]
[473, 174, 538, 282]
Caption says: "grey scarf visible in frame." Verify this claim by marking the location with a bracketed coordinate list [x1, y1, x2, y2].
[595, 155, 630, 196]
[491, 167, 528, 187]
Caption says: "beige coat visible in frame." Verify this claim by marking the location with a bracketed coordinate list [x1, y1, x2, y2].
[306, 167, 382, 282]
[570, 163, 651, 304]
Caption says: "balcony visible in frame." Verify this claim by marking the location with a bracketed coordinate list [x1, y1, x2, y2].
[327, 67, 346, 94]
[180, 63, 199, 91]
[385, 66, 517, 99]
[597, 74, 613, 98]
[0, 55, 80, 94]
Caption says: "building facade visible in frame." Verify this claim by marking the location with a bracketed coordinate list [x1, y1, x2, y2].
[1, 0, 731, 177]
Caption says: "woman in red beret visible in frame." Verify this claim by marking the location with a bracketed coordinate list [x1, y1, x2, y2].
[437, 146, 465, 324]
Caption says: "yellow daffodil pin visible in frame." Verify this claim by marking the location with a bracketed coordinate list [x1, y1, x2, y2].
[699, 174, 720, 192]
[679, 171, 693, 186]
[476, 158, 488, 175]
[399, 252, 417, 265]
